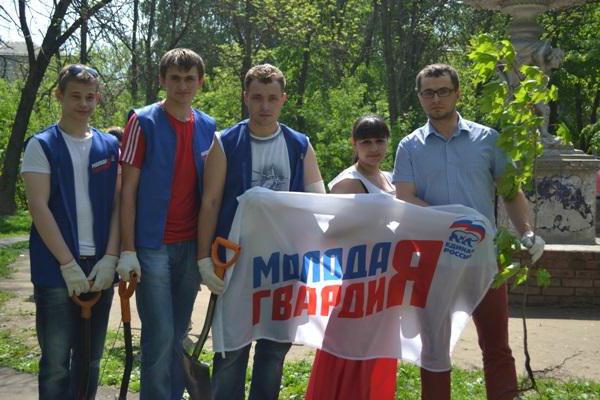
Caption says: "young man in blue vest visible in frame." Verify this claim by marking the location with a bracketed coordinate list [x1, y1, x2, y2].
[117, 48, 216, 399]
[394, 63, 545, 400]
[21, 64, 120, 399]
[197, 64, 325, 400]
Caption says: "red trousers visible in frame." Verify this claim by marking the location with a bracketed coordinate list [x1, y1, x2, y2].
[305, 350, 397, 400]
[421, 285, 518, 400]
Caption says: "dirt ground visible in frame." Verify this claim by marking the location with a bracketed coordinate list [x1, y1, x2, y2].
[1, 250, 599, 383]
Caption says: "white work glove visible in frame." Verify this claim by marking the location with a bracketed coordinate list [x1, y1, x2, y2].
[88, 255, 118, 292]
[116, 251, 141, 282]
[198, 257, 224, 295]
[60, 259, 89, 296]
[520, 231, 545, 264]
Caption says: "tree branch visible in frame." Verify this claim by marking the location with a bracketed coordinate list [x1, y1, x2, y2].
[349, 0, 377, 76]
[17, 0, 35, 65]
[169, 0, 195, 49]
[56, 0, 112, 49]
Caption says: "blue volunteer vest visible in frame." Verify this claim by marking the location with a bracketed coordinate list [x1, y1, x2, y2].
[132, 103, 216, 248]
[28, 125, 119, 287]
[215, 120, 308, 259]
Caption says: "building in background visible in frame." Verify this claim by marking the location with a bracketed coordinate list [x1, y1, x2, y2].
[0, 41, 34, 80]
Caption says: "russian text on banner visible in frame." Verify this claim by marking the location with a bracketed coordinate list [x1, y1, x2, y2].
[212, 187, 497, 372]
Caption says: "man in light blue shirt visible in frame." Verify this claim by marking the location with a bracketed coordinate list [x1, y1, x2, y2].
[394, 63, 545, 400]
[394, 115, 507, 225]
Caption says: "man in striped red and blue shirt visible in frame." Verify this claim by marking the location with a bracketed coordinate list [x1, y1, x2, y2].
[117, 48, 216, 400]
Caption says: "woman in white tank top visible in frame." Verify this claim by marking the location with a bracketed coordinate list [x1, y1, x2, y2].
[328, 115, 395, 196]
[306, 115, 397, 400]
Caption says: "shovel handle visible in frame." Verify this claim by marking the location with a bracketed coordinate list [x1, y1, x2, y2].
[211, 237, 241, 278]
[189, 238, 241, 360]
[119, 273, 138, 298]
[72, 283, 101, 319]
[118, 273, 137, 323]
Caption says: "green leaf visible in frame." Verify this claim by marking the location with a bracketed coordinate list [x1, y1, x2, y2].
[536, 268, 552, 288]
[512, 266, 529, 288]
[493, 262, 521, 288]
[556, 122, 572, 145]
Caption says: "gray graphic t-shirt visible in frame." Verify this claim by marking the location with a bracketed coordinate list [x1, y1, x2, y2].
[250, 127, 290, 191]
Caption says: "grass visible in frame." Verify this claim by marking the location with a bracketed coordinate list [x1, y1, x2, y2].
[0, 241, 28, 278]
[0, 242, 598, 398]
[0, 291, 14, 308]
[0, 330, 39, 374]
[98, 329, 142, 392]
[1, 323, 598, 399]
[279, 362, 600, 399]
[0, 211, 30, 238]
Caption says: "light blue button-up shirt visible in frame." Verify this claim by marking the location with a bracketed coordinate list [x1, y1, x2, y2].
[393, 115, 508, 226]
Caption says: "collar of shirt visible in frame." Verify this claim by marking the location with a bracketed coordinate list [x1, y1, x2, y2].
[422, 113, 471, 141]
[249, 124, 282, 141]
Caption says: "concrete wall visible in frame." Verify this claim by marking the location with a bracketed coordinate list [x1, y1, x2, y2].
[508, 244, 600, 306]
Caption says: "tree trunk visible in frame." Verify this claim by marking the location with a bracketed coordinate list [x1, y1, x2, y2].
[295, 32, 312, 132]
[397, 1, 417, 111]
[380, 0, 398, 126]
[349, 0, 377, 75]
[575, 84, 583, 135]
[144, 0, 158, 104]
[239, 0, 253, 120]
[548, 100, 559, 135]
[590, 88, 600, 125]
[131, 0, 139, 104]
[80, 0, 88, 63]
[0, 62, 48, 214]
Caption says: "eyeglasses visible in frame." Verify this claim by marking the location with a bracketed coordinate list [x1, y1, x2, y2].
[418, 87, 454, 99]
[67, 64, 99, 77]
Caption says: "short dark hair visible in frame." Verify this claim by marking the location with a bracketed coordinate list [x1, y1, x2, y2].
[106, 126, 123, 143]
[244, 64, 286, 91]
[159, 48, 205, 79]
[352, 115, 390, 141]
[415, 64, 460, 92]
[58, 64, 100, 92]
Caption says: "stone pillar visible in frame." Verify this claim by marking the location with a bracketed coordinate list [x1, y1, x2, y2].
[498, 152, 600, 244]
[464, 0, 600, 244]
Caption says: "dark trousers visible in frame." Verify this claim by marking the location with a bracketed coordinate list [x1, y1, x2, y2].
[35, 274, 113, 400]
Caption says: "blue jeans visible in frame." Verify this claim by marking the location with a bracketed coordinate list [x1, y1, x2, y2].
[35, 268, 113, 400]
[212, 339, 292, 400]
[136, 240, 200, 400]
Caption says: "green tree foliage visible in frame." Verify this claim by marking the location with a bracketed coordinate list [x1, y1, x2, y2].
[302, 75, 377, 183]
[0, 75, 60, 210]
[0, 80, 20, 167]
[582, 122, 600, 156]
[2, 0, 597, 213]
[541, 2, 600, 139]
[468, 34, 553, 289]
[198, 66, 244, 129]
[0, 0, 112, 214]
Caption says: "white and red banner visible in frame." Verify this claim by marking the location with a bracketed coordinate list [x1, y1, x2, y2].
[212, 187, 497, 371]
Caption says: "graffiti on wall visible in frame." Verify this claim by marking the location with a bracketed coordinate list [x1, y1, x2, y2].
[529, 175, 594, 234]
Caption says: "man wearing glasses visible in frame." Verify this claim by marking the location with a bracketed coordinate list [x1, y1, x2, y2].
[393, 64, 545, 400]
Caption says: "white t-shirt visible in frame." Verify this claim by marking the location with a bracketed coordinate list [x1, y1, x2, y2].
[249, 127, 290, 191]
[217, 125, 292, 192]
[21, 128, 96, 255]
[328, 165, 394, 195]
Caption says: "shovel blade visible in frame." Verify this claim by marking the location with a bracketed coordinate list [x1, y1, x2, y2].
[182, 352, 212, 400]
